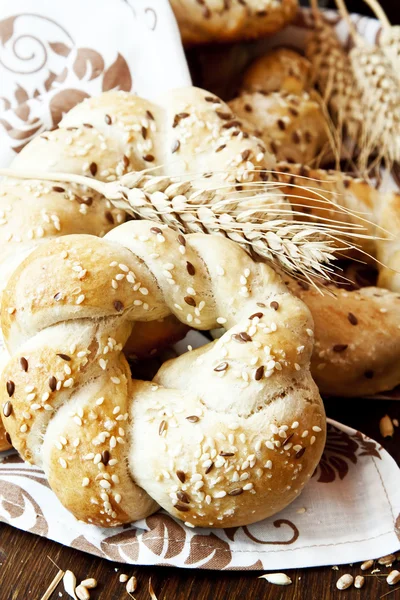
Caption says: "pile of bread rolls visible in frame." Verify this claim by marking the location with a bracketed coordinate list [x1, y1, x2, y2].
[0, 6, 398, 530]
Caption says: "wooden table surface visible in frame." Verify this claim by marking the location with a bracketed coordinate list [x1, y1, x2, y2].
[0, 397, 399, 600]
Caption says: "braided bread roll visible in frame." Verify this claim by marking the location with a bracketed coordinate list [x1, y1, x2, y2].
[171, 0, 298, 45]
[0, 87, 274, 451]
[0, 220, 325, 528]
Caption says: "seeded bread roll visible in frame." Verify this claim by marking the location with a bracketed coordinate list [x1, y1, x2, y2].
[286, 280, 400, 397]
[171, 0, 298, 46]
[0, 87, 275, 453]
[229, 91, 330, 165]
[241, 48, 311, 95]
[0, 220, 325, 528]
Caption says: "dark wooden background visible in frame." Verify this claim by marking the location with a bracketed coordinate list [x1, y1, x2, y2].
[0, 397, 399, 600]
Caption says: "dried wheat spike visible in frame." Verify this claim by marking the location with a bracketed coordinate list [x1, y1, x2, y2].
[380, 26, 400, 77]
[306, 1, 364, 148]
[361, 0, 400, 78]
[334, 0, 400, 171]
[349, 44, 400, 170]
[0, 165, 375, 282]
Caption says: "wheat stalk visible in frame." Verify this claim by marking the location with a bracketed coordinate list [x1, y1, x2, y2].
[0, 166, 382, 285]
[361, 0, 400, 78]
[306, 0, 365, 163]
[335, 0, 400, 172]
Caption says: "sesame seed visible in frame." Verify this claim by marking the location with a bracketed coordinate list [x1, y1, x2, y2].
[312, 426, 322, 432]
[59, 458, 67, 469]
[100, 480, 111, 489]
[57, 353, 71, 361]
[76, 294, 85, 304]
[243, 483, 253, 491]
[20, 357, 28, 372]
[214, 491, 226, 498]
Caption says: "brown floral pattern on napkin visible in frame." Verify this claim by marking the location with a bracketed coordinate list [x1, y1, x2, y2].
[0, 13, 132, 153]
[1, 421, 399, 570]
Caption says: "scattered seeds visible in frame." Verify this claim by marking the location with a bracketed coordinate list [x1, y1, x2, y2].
[119, 574, 129, 583]
[259, 573, 292, 586]
[80, 578, 97, 589]
[387, 570, 400, 585]
[6, 380, 15, 397]
[126, 576, 137, 593]
[75, 585, 90, 600]
[380, 415, 394, 438]
[378, 554, 396, 566]
[361, 559, 374, 571]
[63, 570, 77, 599]
[336, 574, 354, 590]
[354, 575, 365, 589]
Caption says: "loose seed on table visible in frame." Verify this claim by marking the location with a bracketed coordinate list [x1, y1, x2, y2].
[63, 570, 77, 599]
[80, 578, 97, 589]
[336, 574, 353, 590]
[378, 553, 396, 566]
[126, 576, 138, 593]
[259, 573, 292, 585]
[380, 415, 394, 438]
[76, 585, 90, 600]
[361, 559, 374, 570]
[387, 570, 400, 585]
[354, 575, 365, 589]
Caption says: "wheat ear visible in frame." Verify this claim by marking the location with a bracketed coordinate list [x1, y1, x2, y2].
[0, 167, 381, 282]
[362, 0, 400, 78]
[306, 0, 365, 162]
[335, 0, 400, 172]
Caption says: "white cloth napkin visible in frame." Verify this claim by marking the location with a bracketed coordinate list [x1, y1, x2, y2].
[0, 0, 399, 570]
[0, 330, 399, 570]
[0, 0, 190, 166]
